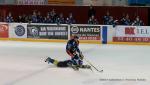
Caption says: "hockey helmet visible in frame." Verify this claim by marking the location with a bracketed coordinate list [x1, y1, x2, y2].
[73, 35, 79, 39]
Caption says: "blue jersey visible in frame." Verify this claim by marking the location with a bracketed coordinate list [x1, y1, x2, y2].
[66, 39, 80, 53]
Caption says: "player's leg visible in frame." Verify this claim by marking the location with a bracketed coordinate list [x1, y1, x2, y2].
[45, 57, 59, 66]
[66, 50, 83, 65]
[45, 57, 72, 67]
[57, 60, 72, 67]
[45, 57, 90, 70]
[71, 54, 83, 65]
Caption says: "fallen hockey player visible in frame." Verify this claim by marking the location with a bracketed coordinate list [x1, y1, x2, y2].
[45, 35, 91, 70]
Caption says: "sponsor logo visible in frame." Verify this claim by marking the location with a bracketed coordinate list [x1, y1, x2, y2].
[31, 26, 39, 37]
[27, 24, 68, 39]
[15, 25, 25, 36]
[70, 25, 101, 40]
[71, 26, 100, 33]
[125, 27, 135, 35]
[79, 27, 100, 32]
[0, 24, 8, 38]
[0, 24, 8, 32]
[71, 26, 79, 33]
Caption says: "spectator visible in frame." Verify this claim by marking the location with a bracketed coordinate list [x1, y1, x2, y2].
[103, 11, 111, 25]
[120, 13, 125, 25]
[31, 11, 38, 23]
[69, 13, 75, 23]
[6, 12, 14, 23]
[37, 11, 43, 23]
[44, 15, 52, 23]
[59, 13, 65, 24]
[65, 18, 70, 24]
[16, 15, 23, 23]
[26, 15, 32, 23]
[94, 19, 99, 24]
[88, 5, 96, 18]
[49, 9, 57, 23]
[55, 13, 65, 24]
[22, 14, 26, 23]
[65, 13, 76, 24]
[88, 15, 98, 24]
[88, 18, 93, 24]
[120, 14, 131, 25]
[132, 16, 144, 26]
[55, 17, 61, 24]
[108, 16, 118, 26]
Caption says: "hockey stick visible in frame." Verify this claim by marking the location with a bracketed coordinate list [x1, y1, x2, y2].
[81, 54, 103, 73]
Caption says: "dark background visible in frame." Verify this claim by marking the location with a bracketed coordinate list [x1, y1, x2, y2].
[0, 5, 149, 25]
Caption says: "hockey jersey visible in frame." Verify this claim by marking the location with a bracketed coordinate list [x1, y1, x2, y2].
[66, 39, 80, 53]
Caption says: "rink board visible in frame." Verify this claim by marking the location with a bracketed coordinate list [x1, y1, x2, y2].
[0, 23, 150, 45]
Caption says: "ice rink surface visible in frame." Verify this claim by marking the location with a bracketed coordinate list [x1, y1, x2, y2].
[0, 41, 150, 85]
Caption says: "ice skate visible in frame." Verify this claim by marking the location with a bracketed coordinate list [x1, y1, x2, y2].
[45, 57, 54, 64]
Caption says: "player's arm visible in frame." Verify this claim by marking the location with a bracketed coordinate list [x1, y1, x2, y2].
[75, 42, 84, 60]
[76, 46, 80, 53]
[77, 47, 84, 60]
[67, 43, 72, 50]
[75, 40, 81, 53]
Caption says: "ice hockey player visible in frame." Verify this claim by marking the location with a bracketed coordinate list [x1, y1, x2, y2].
[45, 35, 91, 70]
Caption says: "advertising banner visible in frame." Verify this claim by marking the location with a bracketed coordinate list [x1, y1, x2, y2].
[9, 23, 27, 38]
[70, 25, 101, 40]
[0, 23, 8, 38]
[27, 24, 68, 39]
[114, 26, 150, 42]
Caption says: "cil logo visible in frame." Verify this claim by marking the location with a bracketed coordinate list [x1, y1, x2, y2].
[125, 27, 135, 35]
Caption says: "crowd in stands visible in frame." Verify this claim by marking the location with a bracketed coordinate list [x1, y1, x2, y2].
[6, 9, 76, 24]
[87, 5, 144, 26]
[5, 6, 144, 26]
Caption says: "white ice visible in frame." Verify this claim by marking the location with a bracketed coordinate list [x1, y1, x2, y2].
[0, 41, 150, 85]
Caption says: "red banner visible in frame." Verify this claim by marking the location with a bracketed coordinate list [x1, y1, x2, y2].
[0, 24, 8, 38]
[79, 36, 100, 40]
[113, 37, 150, 42]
